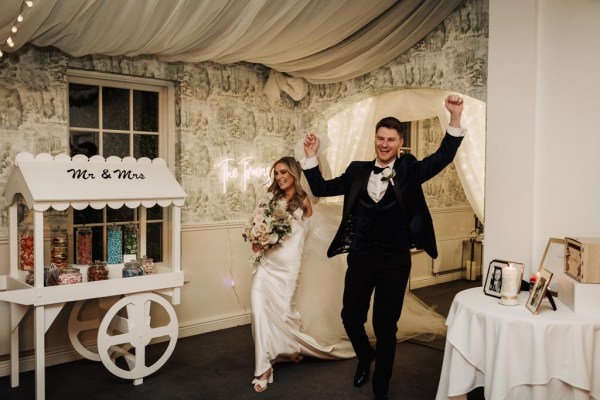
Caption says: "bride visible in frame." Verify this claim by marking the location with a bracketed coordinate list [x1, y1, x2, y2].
[248, 156, 446, 392]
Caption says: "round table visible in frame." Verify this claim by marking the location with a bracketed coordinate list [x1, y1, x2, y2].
[436, 287, 600, 400]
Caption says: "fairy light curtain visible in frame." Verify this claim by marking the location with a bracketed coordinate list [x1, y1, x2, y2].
[0, 0, 462, 84]
[323, 89, 486, 221]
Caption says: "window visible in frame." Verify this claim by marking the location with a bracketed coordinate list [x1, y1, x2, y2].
[399, 121, 416, 155]
[68, 73, 171, 264]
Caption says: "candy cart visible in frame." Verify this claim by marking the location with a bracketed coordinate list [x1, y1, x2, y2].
[0, 152, 187, 399]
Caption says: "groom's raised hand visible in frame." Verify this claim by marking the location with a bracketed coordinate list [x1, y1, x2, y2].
[445, 95, 464, 128]
[303, 133, 320, 158]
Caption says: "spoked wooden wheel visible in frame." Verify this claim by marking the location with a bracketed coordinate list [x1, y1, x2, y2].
[97, 292, 179, 383]
[68, 298, 116, 361]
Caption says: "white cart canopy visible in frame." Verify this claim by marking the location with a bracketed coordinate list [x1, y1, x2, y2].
[4, 153, 187, 211]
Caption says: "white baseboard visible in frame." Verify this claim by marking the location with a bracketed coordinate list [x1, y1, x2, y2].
[0, 311, 252, 378]
[178, 311, 252, 339]
[409, 271, 465, 289]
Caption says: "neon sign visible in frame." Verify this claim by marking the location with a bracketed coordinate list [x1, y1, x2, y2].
[215, 157, 270, 193]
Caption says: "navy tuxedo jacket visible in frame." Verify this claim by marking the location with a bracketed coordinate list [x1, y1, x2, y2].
[303, 133, 463, 259]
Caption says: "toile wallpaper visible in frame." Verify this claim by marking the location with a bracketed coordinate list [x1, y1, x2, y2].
[0, 0, 487, 232]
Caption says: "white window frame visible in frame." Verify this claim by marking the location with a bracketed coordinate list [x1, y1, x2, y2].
[67, 70, 176, 265]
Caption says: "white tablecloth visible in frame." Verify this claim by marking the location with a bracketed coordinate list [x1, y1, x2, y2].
[436, 288, 600, 400]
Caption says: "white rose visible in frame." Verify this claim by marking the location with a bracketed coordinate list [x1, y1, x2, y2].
[381, 168, 396, 183]
[268, 233, 279, 244]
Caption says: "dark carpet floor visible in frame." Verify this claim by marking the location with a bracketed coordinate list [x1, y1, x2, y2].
[0, 279, 485, 400]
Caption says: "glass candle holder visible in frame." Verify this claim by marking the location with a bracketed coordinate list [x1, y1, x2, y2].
[107, 225, 123, 264]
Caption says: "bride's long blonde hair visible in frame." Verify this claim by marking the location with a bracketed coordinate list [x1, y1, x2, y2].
[267, 156, 308, 216]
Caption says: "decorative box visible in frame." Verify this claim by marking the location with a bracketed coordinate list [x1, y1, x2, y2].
[564, 237, 600, 283]
[557, 273, 600, 313]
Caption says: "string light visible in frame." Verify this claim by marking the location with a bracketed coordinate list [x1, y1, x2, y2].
[1, 1, 34, 59]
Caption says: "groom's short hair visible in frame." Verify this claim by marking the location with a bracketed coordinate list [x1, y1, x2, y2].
[376, 117, 405, 137]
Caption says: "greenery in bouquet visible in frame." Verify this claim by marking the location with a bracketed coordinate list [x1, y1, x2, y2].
[243, 194, 293, 262]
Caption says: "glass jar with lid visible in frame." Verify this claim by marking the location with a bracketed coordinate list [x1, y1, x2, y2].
[87, 260, 109, 281]
[57, 267, 82, 285]
[51, 228, 69, 269]
[19, 224, 34, 271]
[139, 255, 155, 275]
[107, 225, 123, 264]
[122, 260, 144, 278]
[76, 226, 93, 265]
[123, 223, 138, 258]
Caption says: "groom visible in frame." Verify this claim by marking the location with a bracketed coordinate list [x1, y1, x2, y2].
[301, 95, 465, 400]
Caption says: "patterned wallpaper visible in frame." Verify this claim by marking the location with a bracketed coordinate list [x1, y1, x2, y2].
[0, 0, 488, 231]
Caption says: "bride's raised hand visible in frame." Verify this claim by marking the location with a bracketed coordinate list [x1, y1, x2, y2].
[252, 243, 261, 253]
[303, 133, 320, 157]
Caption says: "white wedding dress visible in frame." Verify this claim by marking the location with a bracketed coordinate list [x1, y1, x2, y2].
[250, 203, 447, 377]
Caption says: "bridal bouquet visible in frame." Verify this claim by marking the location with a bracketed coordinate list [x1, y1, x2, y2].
[243, 194, 293, 262]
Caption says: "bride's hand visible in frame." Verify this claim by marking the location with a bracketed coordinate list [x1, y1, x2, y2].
[252, 243, 261, 253]
[303, 133, 320, 157]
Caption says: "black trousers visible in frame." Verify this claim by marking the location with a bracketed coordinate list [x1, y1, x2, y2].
[341, 250, 412, 396]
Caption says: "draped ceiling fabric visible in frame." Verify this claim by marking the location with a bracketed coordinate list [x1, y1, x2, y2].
[0, 0, 463, 84]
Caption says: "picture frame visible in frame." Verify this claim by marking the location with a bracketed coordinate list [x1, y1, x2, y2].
[539, 237, 565, 294]
[484, 259, 509, 298]
[526, 267, 553, 314]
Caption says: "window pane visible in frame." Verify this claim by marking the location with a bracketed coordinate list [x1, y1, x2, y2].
[73, 208, 103, 225]
[70, 131, 99, 157]
[107, 207, 135, 223]
[102, 87, 129, 130]
[103, 132, 130, 158]
[134, 134, 159, 159]
[400, 121, 411, 147]
[69, 84, 98, 128]
[147, 205, 163, 220]
[91, 226, 104, 262]
[133, 90, 158, 132]
[146, 222, 163, 262]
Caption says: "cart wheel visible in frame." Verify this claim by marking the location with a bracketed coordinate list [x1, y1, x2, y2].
[68, 299, 112, 361]
[97, 292, 178, 381]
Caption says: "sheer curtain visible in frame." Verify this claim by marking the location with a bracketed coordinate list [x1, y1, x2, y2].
[317, 89, 486, 221]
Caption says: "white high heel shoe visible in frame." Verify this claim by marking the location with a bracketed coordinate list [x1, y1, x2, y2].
[252, 369, 274, 392]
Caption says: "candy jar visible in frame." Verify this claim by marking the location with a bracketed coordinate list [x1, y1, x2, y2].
[140, 255, 155, 275]
[51, 228, 69, 269]
[18, 224, 34, 271]
[76, 226, 93, 265]
[57, 267, 82, 285]
[107, 225, 123, 264]
[25, 271, 34, 285]
[122, 260, 144, 278]
[123, 223, 138, 259]
[87, 260, 109, 281]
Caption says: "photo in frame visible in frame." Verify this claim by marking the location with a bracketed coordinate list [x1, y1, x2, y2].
[526, 267, 553, 314]
[484, 259, 508, 298]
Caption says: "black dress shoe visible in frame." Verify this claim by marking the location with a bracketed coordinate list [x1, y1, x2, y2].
[374, 394, 388, 400]
[353, 362, 371, 387]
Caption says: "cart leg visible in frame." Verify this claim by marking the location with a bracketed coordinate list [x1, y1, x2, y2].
[10, 323, 18, 387]
[34, 306, 45, 400]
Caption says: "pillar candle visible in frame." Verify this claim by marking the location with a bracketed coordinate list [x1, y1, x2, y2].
[500, 263, 519, 305]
